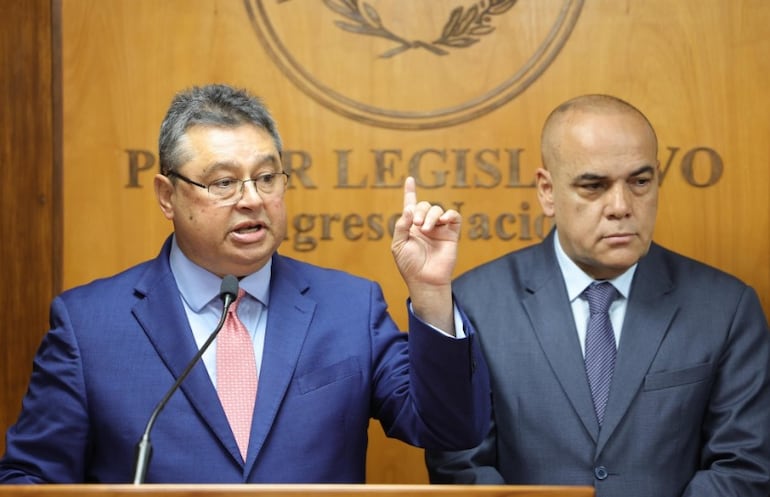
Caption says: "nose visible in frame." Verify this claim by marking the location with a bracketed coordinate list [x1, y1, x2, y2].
[235, 179, 264, 205]
[606, 182, 631, 218]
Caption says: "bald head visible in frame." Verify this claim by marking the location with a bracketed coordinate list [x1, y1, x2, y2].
[541, 94, 658, 171]
[534, 94, 660, 279]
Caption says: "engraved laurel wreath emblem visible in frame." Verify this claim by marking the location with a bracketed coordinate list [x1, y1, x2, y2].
[281, 0, 518, 58]
[249, 0, 583, 129]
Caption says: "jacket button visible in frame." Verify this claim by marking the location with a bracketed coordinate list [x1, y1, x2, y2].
[594, 466, 608, 480]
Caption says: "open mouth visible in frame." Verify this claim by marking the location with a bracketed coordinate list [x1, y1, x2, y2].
[234, 223, 263, 234]
[231, 221, 267, 241]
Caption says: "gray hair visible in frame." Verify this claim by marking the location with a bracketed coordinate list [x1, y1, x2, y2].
[158, 84, 283, 175]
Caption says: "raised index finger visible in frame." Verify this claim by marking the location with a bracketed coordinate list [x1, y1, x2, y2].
[403, 176, 417, 211]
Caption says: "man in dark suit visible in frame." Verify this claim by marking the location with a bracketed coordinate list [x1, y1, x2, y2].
[426, 94, 770, 497]
[0, 84, 490, 483]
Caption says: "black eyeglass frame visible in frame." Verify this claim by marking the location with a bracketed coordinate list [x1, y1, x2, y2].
[167, 170, 290, 198]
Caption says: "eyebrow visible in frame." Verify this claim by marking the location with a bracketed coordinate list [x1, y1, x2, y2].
[205, 154, 280, 174]
[628, 164, 656, 176]
[574, 164, 656, 182]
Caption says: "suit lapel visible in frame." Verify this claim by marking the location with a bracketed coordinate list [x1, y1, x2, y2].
[523, 236, 601, 442]
[244, 255, 315, 474]
[597, 244, 678, 453]
[132, 239, 242, 465]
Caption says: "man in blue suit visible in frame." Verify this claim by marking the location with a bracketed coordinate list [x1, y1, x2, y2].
[426, 94, 770, 496]
[0, 84, 490, 483]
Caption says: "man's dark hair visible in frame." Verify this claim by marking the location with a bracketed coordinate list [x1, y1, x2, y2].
[158, 84, 283, 175]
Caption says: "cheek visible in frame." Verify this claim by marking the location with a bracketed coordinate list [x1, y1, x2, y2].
[181, 202, 225, 230]
[266, 197, 287, 219]
[637, 197, 658, 221]
[183, 204, 205, 222]
[641, 207, 658, 236]
[555, 196, 592, 223]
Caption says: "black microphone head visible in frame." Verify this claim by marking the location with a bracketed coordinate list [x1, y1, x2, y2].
[220, 275, 239, 302]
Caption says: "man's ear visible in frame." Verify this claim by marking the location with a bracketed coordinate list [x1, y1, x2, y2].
[536, 167, 555, 217]
[154, 174, 175, 220]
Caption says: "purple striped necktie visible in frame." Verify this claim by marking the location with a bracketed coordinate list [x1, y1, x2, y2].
[583, 281, 619, 426]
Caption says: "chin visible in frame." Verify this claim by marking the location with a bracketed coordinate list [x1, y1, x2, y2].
[603, 257, 641, 275]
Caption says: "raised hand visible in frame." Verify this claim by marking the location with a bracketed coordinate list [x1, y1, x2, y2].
[391, 177, 461, 332]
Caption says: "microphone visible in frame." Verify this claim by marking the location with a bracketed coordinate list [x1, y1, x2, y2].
[132, 275, 239, 484]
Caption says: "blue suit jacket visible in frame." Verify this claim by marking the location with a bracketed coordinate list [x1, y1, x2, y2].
[426, 231, 770, 497]
[0, 238, 490, 483]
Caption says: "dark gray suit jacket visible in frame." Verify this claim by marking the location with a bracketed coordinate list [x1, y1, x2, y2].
[427, 231, 770, 497]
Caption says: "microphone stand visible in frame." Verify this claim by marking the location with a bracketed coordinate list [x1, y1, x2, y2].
[132, 276, 238, 484]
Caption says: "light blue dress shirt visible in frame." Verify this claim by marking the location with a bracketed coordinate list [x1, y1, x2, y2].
[168, 236, 270, 386]
[167, 236, 464, 389]
[552, 231, 637, 356]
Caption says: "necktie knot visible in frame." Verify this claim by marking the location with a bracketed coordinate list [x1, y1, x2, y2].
[227, 288, 246, 315]
[583, 281, 618, 315]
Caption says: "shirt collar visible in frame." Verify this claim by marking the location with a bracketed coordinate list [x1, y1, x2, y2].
[169, 234, 272, 311]
[552, 230, 636, 302]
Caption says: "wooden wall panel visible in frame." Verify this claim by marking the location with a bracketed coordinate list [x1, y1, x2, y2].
[1, 0, 765, 485]
[57, 1, 770, 313]
[0, 0, 57, 450]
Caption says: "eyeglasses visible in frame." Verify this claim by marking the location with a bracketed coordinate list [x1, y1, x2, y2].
[168, 170, 290, 204]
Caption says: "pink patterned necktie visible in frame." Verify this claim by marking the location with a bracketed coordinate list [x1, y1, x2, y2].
[216, 289, 257, 460]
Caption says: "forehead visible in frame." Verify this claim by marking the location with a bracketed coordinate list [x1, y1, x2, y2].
[184, 123, 275, 150]
[182, 124, 280, 171]
[551, 110, 657, 177]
